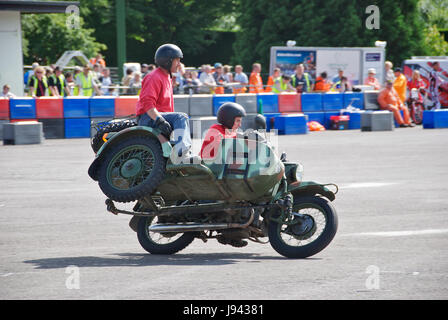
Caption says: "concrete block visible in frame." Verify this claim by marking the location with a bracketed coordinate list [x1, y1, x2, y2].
[3, 121, 43, 145]
[189, 95, 213, 116]
[174, 94, 190, 115]
[235, 93, 258, 114]
[361, 111, 394, 131]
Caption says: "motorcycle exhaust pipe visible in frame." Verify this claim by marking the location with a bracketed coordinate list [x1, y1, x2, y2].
[147, 210, 254, 233]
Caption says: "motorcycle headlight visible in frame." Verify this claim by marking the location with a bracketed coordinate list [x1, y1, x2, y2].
[295, 163, 304, 183]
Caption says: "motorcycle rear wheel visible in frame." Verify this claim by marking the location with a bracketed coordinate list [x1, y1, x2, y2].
[268, 196, 338, 259]
[137, 216, 195, 255]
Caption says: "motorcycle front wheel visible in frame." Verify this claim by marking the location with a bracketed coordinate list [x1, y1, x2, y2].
[137, 216, 195, 255]
[268, 196, 338, 259]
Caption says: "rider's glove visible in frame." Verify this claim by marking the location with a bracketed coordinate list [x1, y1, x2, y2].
[155, 116, 173, 139]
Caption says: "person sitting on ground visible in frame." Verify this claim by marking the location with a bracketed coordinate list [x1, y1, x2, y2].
[364, 68, 381, 90]
[378, 79, 414, 127]
[200, 102, 246, 160]
[272, 74, 295, 93]
[314, 72, 331, 92]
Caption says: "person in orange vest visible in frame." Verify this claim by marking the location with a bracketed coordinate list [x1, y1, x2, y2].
[249, 63, 264, 93]
[265, 68, 281, 93]
[393, 67, 407, 104]
[89, 53, 106, 68]
[314, 72, 331, 92]
[378, 80, 414, 127]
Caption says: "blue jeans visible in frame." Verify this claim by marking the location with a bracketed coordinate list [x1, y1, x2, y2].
[137, 112, 192, 157]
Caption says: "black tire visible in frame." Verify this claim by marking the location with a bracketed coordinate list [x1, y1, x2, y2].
[97, 135, 166, 202]
[268, 196, 338, 259]
[91, 120, 137, 154]
[137, 216, 195, 255]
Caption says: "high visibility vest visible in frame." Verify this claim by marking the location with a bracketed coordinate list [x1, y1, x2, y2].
[79, 72, 93, 96]
[272, 78, 288, 93]
[292, 73, 311, 92]
[30, 76, 48, 96]
[50, 74, 66, 96]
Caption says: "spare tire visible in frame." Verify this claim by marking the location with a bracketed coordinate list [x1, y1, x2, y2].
[97, 135, 166, 202]
[91, 120, 137, 154]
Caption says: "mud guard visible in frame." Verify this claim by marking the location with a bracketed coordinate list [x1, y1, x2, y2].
[288, 181, 337, 201]
[87, 126, 172, 181]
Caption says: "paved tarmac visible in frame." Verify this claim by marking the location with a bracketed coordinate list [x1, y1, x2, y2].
[0, 126, 447, 300]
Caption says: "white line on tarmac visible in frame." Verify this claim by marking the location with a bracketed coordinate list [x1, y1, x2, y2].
[341, 228, 448, 237]
[339, 182, 400, 189]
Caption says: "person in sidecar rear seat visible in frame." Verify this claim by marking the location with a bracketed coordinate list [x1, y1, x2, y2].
[200, 102, 246, 159]
[136, 43, 199, 164]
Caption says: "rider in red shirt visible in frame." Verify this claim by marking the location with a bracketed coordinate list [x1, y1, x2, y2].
[201, 102, 246, 159]
[136, 44, 197, 163]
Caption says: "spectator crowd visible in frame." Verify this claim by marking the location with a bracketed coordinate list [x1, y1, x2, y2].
[2, 53, 446, 122]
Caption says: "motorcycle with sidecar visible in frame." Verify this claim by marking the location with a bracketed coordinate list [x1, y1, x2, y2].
[88, 118, 338, 258]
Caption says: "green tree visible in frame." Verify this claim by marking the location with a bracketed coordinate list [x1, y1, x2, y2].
[79, 0, 238, 67]
[21, 13, 107, 65]
[234, 0, 427, 71]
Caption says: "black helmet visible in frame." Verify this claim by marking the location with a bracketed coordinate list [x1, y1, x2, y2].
[217, 102, 246, 129]
[154, 44, 183, 72]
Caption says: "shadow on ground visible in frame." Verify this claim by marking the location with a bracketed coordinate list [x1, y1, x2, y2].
[24, 252, 320, 269]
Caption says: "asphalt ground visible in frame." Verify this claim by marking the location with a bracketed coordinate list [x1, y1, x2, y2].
[0, 125, 447, 300]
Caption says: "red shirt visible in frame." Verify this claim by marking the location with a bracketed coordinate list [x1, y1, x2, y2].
[200, 124, 237, 159]
[136, 67, 173, 115]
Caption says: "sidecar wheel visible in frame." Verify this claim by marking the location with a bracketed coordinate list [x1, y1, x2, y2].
[97, 135, 166, 202]
[137, 216, 195, 255]
[268, 196, 338, 259]
[91, 120, 137, 154]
